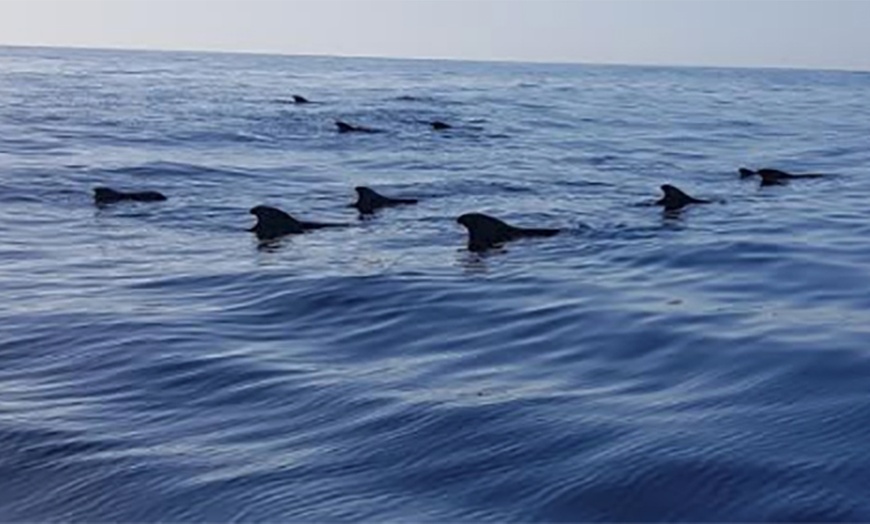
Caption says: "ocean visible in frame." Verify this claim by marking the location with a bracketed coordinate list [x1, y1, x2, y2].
[2, 45, 870, 521]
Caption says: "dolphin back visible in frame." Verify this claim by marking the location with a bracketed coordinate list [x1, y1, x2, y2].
[298, 221, 348, 230]
[514, 227, 560, 238]
[94, 186, 167, 204]
[353, 187, 418, 213]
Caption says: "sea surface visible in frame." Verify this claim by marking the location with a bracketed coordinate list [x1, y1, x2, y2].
[2, 45, 870, 522]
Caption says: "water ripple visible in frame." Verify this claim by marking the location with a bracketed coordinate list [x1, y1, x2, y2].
[2, 46, 870, 521]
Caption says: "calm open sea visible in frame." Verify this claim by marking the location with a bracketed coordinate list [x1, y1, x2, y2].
[2, 45, 870, 521]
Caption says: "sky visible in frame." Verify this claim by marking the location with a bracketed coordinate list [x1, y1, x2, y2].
[1, 0, 869, 71]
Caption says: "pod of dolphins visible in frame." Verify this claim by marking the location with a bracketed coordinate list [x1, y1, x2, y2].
[92, 94, 831, 253]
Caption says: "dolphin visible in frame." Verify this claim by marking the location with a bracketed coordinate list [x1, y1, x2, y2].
[94, 187, 167, 205]
[456, 212, 560, 252]
[335, 120, 380, 133]
[655, 184, 711, 211]
[738, 167, 826, 186]
[292, 95, 310, 104]
[431, 121, 452, 130]
[249, 205, 346, 240]
[350, 186, 418, 215]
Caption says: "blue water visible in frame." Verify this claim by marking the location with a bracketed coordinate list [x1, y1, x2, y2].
[2, 45, 870, 521]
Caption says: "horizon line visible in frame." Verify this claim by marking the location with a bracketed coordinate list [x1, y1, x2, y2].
[2, 42, 869, 76]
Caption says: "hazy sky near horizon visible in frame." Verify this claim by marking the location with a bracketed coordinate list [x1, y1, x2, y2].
[1, 0, 868, 71]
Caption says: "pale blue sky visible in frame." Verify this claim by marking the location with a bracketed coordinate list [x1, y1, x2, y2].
[1, 0, 869, 71]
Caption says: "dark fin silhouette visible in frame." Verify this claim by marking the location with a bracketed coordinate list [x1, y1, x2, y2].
[757, 168, 794, 185]
[757, 168, 825, 186]
[757, 168, 794, 178]
[335, 121, 355, 133]
[292, 95, 310, 104]
[742, 167, 826, 185]
[249, 205, 345, 240]
[758, 170, 788, 186]
[431, 121, 452, 130]
[515, 227, 562, 237]
[94, 186, 167, 205]
[335, 120, 379, 133]
[456, 213, 559, 252]
[655, 184, 711, 211]
[296, 220, 347, 230]
[350, 186, 418, 214]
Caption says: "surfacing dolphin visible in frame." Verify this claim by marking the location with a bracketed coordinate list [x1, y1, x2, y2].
[292, 95, 310, 104]
[94, 187, 167, 205]
[431, 121, 452, 130]
[738, 167, 826, 186]
[655, 184, 711, 211]
[249, 205, 346, 240]
[350, 187, 418, 215]
[456, 213, 560, 252]
[335, 120, 380, 134]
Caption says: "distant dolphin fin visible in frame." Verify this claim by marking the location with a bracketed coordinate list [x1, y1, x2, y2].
[656, 184, 710, 210]
[457, 212, 560, 251]
[94, 186, 167, 204]
[352, 186, 418, 214]
[335, 120, 380, 133]
[248, 206, 346, 239]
